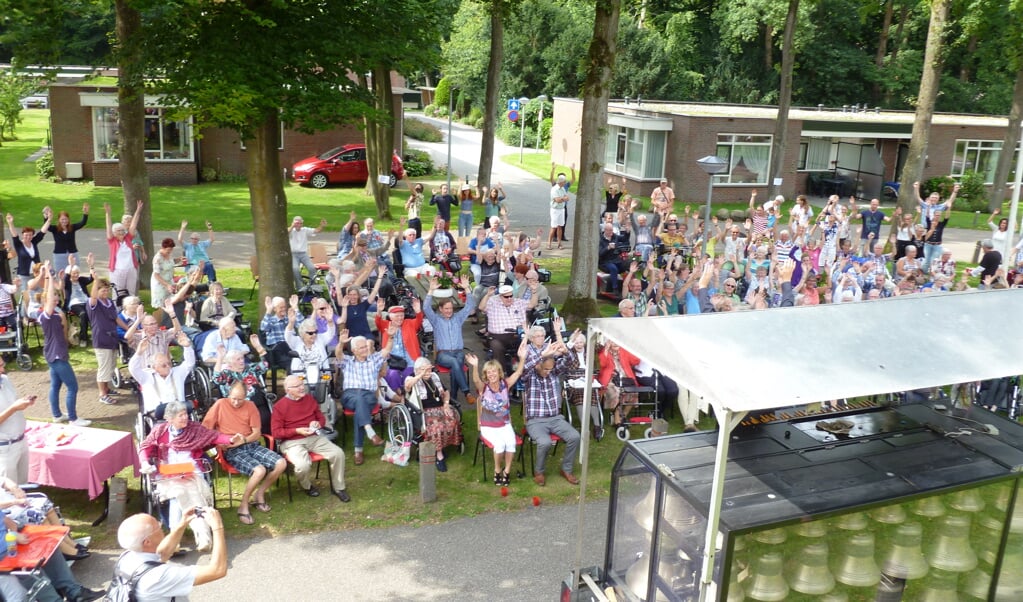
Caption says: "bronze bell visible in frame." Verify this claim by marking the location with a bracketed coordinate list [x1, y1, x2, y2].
[880, 521, 930, 580]
[833, 531, 881, 587]
[624, 551, 685, 602]
[926, 513, 978, 573]
[915, 568, 959, 601]
[974, 512, 1004, 566]
[912, 495, 946, 519]
[819, 591, 849, 602]
[793, 519, 828, 538]
[871, 503, 907, 525]
[994, 547, 1023, 599]
[632, 479, 658, 533]
[632, 479, 699, 536]
[960, 562, 993, 601]
[833, 511, 868, 531]
[785, 541, 836, 595]
[725, 561, 745, 602]
[745, 551, 789, 602]
[949, 488, 985, 513]
[992, 484, 1023, 534]
[751, 527, 787, 546]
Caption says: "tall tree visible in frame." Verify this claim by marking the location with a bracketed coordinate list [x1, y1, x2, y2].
[477, 0, 506, 191]
[897, 0, 951, 213]
[988, 0, 1023, 211]
[561, 0, 620, 323]
[363, 68, 396, 219]
[113, 0, 153, 286]
[766, 0, 800, 200]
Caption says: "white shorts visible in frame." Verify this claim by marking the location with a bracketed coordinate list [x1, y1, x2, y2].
[550, 206, 566, 228]
[95, 348, 117, 383]
[480, 424, 516, 453]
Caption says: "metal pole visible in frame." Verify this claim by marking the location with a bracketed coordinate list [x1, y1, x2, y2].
[519, 108, 526, 164]
[1003, 137, 1023, 268]
[701, 176, 714, 258]
[572, 324, 599, 593]
[446, 90, 454, 191]
[535, 102, 543, 152]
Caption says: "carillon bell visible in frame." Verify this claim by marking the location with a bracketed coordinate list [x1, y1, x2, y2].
[915, 568, 959, 602]
[871, 503, 907, 525]
[912, 496, 946, 519]
[960, 563, 993, 601]
[974, 512, 1004, 566]
[832, 531, 881, 587]
[949, 488, 985, 513]
[793, 519, 828, 538]
[785, 541, 835, 595]
[745, 551, 789, 602]
[926, 514, 978, 573]
[725, 562, 745, 602]
[624, 551, 685, 602]
[880, 521, 929, 580]
[833, 511, 868, 531]
[751, 527, 786, 546]
[994, 548, 1023, 599]
[992, 484, 1023, 534]
[632, 479, 658, 533]
[818, 591, 848, 602]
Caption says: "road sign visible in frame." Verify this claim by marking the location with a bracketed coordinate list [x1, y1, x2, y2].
[507, 99, 520, 112]
[508, 109, 519, 122]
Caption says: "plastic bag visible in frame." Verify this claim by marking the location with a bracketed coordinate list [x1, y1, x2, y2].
[381, 436, 411, 467]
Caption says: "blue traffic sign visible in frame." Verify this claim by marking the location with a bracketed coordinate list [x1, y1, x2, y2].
[508, 110, 519, 122]
[507, 99, 520, 111]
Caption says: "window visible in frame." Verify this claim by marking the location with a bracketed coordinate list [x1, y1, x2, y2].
[951, 139, 1018, 184]
[604, 127, 667, 180]
[714, 134, 772, 185]
[93, 107, 193, 161]
[239, 119, 285, 151]
[798, 138, 833, 171]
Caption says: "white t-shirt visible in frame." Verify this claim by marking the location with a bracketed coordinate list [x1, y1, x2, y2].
[119, 551, 196, 602]
[289, 226, 315, 253]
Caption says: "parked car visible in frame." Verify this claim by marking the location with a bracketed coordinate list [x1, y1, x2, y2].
[19, 94, 49, 109]
[291, 144, 405, 188]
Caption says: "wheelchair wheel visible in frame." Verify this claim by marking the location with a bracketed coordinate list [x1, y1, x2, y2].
[189, 368, 214, 420]
[15, 353, 31, 371]
[111, 366, 123, 389]
[616, 425, 630, 441]
[643, 427, 654, 439]
[388, 405, 414, 446]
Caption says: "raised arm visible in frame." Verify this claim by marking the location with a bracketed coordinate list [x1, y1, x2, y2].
[104, 203, 114, 238]
[128, 200, 143, 236]
[177, 220, 188, 245]
[4, 214, 16, 240]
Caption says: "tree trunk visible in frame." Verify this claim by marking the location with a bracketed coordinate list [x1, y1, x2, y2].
[477, 0, 504, 191]
[884, 3, 911, 105]
[114, 0, 152, 288]
[562, 0, 621, 324]
[989, 63, 1023, 211]
[247, 110, 292, 302]
[872, 0, 894, 103]
[897, 0, 950, 214]
[364, 67, 394, 219]
[959, 35, 977, 82]
[763, 23, 774, 71]
[767, 0, 799, 201]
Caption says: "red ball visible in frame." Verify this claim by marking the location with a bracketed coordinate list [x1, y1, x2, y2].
[500, 486, 509, 497]
[532, 496, 541, 507]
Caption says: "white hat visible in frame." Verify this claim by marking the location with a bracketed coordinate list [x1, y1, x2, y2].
[498, 285, 513, 295]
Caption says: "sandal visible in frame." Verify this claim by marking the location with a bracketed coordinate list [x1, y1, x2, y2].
[501, 471, 511, 486]
[237, 512, 254, 525]
[494, 472, 502, 486]
[253, 502, 271, 513]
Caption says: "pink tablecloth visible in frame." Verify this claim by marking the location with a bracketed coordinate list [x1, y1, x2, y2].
[26, 421, 139, 499]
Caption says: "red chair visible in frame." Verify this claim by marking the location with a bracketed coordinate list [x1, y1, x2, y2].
[339, 403, 382, 449]
[265, 435, 332, 502]
[520, 425, 561, 478]
[212, 450, 242, 509]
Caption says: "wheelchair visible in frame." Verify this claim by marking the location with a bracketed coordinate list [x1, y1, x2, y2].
[386, 371, 464, 459]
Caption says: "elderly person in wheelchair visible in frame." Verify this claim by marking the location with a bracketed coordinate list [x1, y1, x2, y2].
[211, 341, 273, 436]
[0, 478, 89, 561]
[129, 331, 195, 422]
[284, 310, 337, 433]
[138, 401, 232, 552]
[403, 357, 462, 473]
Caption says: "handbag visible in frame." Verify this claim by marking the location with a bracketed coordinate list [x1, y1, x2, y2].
[381, 436, 411, 467]
[387, 355, 409, 371]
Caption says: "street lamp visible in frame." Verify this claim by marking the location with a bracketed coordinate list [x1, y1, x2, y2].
[446, 87, 457, 191]
[535, 95, 548, 152]
[696, 155, 729, 258]
[517, 96, 530, 163]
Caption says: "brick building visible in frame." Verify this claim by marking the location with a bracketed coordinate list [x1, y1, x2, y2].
[48, 80, 405, 186]
[551, 98, 1016, 204]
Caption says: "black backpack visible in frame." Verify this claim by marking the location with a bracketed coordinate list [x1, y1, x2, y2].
[105, 552, 171, 602]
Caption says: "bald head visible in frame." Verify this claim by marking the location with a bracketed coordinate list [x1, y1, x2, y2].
[118, 513, 162, 553]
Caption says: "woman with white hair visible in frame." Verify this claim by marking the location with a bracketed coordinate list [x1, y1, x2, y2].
[138, 401, 232, 551]
[404, 357, 462, 472]
[104, 200, 143, 295]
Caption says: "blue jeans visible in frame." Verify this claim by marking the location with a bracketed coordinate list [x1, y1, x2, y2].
[600, 262, 621, 292]
[436, 350, 468, 397]
[341, 388, 377, 449]
[48, 359, 79, 421]
[458, 212, 474, 237]
[189, 260, 218, 282]
[922, 243, 941, 274]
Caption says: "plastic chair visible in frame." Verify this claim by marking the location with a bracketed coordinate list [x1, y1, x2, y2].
[212, 450, 242, 509]
[265, 434, 332, 502]
[248, 255, 260, 300]
[339, 403, 382, 449]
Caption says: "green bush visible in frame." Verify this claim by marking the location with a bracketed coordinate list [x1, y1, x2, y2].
[404, 117, 443, 142]
[955, 170, 988, 212]
[423, 104, 437, 117]
[473, 116, 485, 129]
[435, 77, 451, 109]
[35, 151, 55, 181]
[402, 148, 435, 177]
[923, 175, 955, 199]
[200, 167, 218, 182]
[435, 105, 448, 118]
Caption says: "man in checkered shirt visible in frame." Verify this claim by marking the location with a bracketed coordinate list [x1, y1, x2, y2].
[520, 338, 580, 487]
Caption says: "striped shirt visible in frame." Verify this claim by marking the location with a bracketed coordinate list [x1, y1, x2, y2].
[339, 352, 385, 391]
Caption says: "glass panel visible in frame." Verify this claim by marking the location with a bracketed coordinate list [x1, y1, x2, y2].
[644, 131, 666, 180]
[626, 138, 644, 177]
[93, 107, 120, 160]
[608, 459, 657, 601]
[616, 131, 627, 167]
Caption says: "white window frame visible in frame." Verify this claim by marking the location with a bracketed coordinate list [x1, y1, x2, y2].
[714, 134, 773, 185]
[950, 139, 1017, 184]
[604, 126, 667, 180]
[92, 106, 194, 162]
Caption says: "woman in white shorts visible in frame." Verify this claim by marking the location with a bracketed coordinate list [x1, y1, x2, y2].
[467, 351, 524, 487]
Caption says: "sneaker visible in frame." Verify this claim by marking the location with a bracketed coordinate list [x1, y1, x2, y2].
[71, 418, 92, 427]
[99, 395, 116, 405]
[53, 416, 68, 423]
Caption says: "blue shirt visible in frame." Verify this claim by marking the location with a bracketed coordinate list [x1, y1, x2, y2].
[399, 239, 426, 268]
[183, 239, 212, 266]
[423, 293, 477, 351]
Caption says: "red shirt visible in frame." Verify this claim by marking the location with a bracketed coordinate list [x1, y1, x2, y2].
[270, 393, 326, 441]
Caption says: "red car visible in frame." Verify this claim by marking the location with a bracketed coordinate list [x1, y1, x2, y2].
[291, 144, 405, 188]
